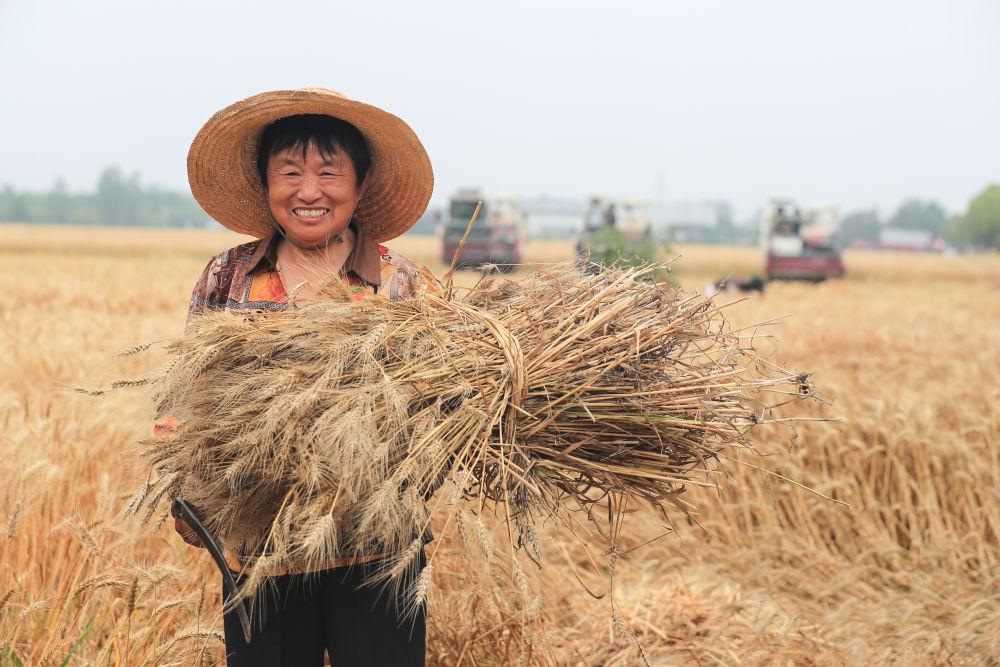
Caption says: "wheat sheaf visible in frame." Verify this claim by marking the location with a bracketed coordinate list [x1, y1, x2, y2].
[125, 262, 820, 613]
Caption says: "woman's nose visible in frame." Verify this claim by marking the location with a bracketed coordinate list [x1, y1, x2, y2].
[297, 175, 322, 202]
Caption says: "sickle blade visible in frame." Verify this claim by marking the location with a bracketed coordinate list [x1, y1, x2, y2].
[172, 498, 252, 643]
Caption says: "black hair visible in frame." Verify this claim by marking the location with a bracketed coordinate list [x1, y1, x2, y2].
[256, 114, 371, 189]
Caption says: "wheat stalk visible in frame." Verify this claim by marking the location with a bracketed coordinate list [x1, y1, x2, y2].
[124, 261, 819, 608]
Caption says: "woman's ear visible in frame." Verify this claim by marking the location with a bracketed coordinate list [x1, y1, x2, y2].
[355, 177, 368, 206]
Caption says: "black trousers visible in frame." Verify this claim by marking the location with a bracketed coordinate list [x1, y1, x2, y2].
[222, 553, 426, 666]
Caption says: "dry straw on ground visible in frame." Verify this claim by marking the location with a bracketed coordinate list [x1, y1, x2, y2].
[125, 262, 818, 621]
[3, 226, 998, 665]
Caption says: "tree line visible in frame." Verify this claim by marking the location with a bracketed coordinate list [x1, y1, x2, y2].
[0, 166, 212, 228]
[839, 185, 1000, 250]
[3, 168, 998, 250]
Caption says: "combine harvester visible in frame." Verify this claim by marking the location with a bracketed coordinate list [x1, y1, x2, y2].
[761, 197, 845, 281]
[576, 197, 656, 267]
[442, 188, 524, 272]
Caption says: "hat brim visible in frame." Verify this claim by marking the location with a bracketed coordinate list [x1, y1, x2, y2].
[187, 88, 433, 243]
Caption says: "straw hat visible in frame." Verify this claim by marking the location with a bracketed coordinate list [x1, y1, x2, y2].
[188, 88, 433, 242]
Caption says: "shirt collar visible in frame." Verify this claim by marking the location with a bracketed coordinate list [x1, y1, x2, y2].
[247, 220, 382, 287]
[246, 231, 281, 274]
[343, 221, 383, 287]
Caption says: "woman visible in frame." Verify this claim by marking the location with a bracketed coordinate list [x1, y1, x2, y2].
[170, 88, 437, 666]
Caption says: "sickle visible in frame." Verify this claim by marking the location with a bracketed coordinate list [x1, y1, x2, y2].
[171, 498, 252, 643]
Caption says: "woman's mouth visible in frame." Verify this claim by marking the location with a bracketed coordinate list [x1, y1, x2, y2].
[293, 208, 330, 219]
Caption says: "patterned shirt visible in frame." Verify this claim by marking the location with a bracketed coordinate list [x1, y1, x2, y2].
[164, 221, 439, 574]
[187, 221, 439, 317]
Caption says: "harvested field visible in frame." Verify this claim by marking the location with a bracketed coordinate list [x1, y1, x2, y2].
[1, 224, 998, 665]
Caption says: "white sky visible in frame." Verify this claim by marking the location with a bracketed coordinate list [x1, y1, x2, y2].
[2, 0, 998, 219]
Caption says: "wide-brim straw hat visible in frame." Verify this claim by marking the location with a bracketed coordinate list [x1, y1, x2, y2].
[188, 88, 433, 242]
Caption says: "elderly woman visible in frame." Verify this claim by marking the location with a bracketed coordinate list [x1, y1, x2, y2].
[170, 88, 437, 666]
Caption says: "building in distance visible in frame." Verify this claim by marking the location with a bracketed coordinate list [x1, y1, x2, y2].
[878, 228, 945, 253]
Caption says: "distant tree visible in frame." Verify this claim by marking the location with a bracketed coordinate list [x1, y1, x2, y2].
[951, 184, 1000, 250]
[8, 188, 29, 222]
[839, 209, 881, 247]
[0, 184, 14, 220]
[887, 198, 947, 236]
[96, 166, 125, 225]
[715, 200, 735, 227]
[408, 209, 441, 236]
[50, 178, 70, 223]
[0, 170, 209, 227]
[96, 166, 145, 225]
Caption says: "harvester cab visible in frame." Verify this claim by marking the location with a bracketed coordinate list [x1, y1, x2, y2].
[577, 197, 655, 267]
[442, 189, 525, 272]
[616, 201, 654, 244]
[761, 198, 845, 281]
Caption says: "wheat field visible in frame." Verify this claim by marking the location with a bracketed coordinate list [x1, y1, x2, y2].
[1, 223, 998, 665]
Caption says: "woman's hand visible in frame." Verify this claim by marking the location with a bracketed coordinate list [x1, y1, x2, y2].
[174, 517, 205, 548]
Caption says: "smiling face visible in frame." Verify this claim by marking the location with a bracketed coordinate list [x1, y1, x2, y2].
[265, 142, 361, 248]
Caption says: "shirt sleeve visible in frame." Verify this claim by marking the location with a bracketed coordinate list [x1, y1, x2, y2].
[186, 254, 223, 324]
[156, 255, 218, 438]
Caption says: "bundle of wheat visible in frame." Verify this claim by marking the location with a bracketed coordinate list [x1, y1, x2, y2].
[128, 263, 813, 604]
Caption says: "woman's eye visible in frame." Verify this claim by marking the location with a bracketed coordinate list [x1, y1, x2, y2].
[283, 172, 300, 177]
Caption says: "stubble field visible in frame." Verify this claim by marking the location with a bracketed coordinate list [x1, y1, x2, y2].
[1, 224, 998, 665]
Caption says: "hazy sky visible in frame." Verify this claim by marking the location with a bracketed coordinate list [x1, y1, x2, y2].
[2, 0, 998, 219]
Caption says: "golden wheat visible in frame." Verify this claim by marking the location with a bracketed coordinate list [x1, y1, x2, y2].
[1, 225, 998, 665]
[119, 261, 814, 613]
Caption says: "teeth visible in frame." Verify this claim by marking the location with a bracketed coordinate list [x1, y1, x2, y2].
[294, 209, 329, 218]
